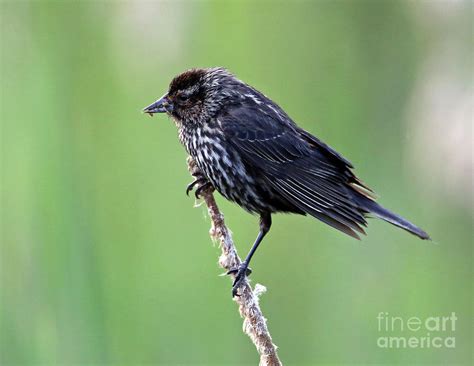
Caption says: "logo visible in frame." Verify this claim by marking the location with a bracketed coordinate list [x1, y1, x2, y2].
[376, 312, 457, 349]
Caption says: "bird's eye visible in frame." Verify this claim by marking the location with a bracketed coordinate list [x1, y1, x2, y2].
[177, 94, 188, 102]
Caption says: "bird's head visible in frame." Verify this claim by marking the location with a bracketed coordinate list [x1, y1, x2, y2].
[143, 67, 241, 125]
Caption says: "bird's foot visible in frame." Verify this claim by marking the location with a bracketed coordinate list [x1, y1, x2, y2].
[227, 263, 252, 297]
[186, 178, 213, 199]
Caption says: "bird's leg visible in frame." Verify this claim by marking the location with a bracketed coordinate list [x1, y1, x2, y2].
[186, 156, 214, 198]
[227, 213, 272, 297]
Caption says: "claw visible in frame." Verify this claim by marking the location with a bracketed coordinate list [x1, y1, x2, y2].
[226, 266, 252, 277]
[232, 285, 240, 298]
[195, 182, 212, 199]
[226, 263, 252, 297]
[186, 179, 200, 196]
[186, 177, 206, 196]
[186, 177, 213, 198]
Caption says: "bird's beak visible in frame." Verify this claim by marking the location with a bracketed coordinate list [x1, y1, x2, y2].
[142, 94, 174, 115]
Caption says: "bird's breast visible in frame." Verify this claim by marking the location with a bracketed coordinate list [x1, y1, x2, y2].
[179, 124, 269, 213]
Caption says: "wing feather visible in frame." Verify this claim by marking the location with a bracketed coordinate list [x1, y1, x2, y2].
[221, 103, 370, 238]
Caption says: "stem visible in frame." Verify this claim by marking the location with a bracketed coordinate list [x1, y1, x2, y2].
[189, 164, 282, 365]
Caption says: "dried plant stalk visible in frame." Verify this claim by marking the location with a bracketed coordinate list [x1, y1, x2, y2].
[188, 158, 282, 366]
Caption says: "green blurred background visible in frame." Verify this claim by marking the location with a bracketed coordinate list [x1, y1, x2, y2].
[1, 1, 472, 365]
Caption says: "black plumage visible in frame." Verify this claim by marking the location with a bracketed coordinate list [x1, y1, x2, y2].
[143, 67, 430, 296]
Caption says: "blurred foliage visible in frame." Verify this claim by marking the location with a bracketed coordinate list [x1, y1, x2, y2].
[1, 1, 472, 365]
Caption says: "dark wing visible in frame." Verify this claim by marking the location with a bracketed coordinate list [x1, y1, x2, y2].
[221, 103, 373, 239]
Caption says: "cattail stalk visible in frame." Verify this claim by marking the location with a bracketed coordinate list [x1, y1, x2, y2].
[188, 159, 282, 366]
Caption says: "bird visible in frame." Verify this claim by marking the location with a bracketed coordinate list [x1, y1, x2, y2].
[143, 67, 430, 297]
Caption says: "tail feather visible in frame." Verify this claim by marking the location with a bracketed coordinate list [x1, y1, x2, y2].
[353, 193, 431, 240]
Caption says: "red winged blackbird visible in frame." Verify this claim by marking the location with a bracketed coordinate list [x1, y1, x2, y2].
[143, 67, 430, 297]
